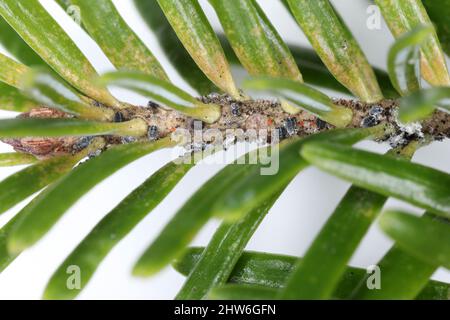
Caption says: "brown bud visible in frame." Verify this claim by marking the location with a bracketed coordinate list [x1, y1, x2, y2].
[2, 107, 80, 159]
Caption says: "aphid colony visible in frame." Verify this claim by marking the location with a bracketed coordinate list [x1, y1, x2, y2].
[11, 91, 447, 159]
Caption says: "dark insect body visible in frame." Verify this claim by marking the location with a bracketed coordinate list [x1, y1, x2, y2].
[148, 125, 159, 141]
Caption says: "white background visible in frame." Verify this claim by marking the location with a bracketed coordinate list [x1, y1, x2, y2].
[0, 0, 449, 299]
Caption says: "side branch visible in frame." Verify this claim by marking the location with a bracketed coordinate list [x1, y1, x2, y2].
[3, 94, 450, 159]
